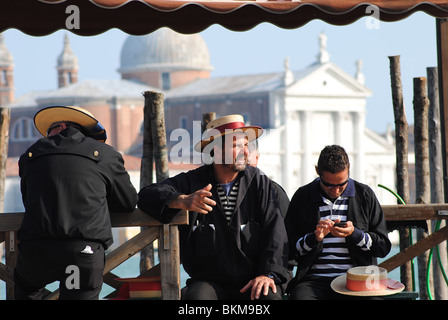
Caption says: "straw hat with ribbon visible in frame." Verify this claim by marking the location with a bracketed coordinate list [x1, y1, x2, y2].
[330, 266, 405, 297]
[34, 105, 107, 142]
[194, 114, 263, 152]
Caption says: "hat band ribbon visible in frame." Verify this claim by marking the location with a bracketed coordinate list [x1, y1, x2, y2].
[212, 122, 246, 134]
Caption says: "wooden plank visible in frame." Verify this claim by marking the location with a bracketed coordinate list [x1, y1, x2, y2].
[0, 261, 13, 283]
[379, 225, 448, 272]
[104, 226, 160, 274]
[110, 209, 188, 227]
[382, 203, 448, 221]
[0, 213, 24, 232]
[0, 209, 188, 232]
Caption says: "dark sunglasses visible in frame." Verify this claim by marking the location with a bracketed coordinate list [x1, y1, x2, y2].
[320, 177, 349, 188]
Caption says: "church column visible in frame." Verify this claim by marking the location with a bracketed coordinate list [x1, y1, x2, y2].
[281, 108, 291, 196]
[333, 111, 343, 145]
[300, 110, 312, 185]
[352, 111, 366, 181]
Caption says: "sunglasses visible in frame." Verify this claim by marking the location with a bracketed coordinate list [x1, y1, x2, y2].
[320, 177, 349, 188]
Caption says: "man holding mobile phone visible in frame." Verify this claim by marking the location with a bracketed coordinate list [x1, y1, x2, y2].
[285, 145, 391, 300]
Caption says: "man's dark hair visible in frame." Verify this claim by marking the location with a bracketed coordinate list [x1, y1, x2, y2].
[317, 145, 350, 174]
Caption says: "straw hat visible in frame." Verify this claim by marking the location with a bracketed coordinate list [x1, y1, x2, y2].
[194, 114, 263, 152]
[331, 266, 405, 297]
[34, 105, 107, 142]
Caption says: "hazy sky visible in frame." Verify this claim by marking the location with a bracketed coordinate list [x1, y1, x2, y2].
[3, 12, 438, 133]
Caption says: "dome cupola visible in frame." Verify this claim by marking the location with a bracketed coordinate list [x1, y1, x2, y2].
[119, 28, 213, 90]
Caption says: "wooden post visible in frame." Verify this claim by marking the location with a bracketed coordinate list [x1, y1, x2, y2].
[140, 92, 156, 273]
[389, 56, 413, 290]
[413, 76, 432, 300]
[159, 224, 181, 299]
[436, 19, 448, 203]
[142, 91, 179, 299]
[140, 91, 170, 274]
[0, 107, 10, 264]
[4, 230, 17, 300]
[202, 112, 216, 132]
[427, 67, 448, 300]
[146, 91, 169, 183]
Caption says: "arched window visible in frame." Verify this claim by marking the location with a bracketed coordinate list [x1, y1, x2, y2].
[11, 117, 38, 141]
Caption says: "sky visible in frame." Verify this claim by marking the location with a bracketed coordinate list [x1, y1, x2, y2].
[2, 12, 439, 134]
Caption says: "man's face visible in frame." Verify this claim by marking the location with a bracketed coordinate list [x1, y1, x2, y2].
[318, 167, 349, 199]
[217, 133, 249, 172]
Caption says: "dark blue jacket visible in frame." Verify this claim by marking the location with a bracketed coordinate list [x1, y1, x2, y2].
[284, 178, 391, 290]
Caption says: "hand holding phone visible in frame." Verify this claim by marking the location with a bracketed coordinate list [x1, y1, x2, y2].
[333, 221, 347, 227]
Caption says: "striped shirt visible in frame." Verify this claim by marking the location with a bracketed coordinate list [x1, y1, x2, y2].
[217, 180, 239, 223]
[295, 179, 372, 278]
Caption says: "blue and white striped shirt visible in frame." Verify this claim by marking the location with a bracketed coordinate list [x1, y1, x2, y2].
[295, 179, 372, 278]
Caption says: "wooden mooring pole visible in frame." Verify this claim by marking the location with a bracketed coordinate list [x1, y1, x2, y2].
[140, 91, 170, 274]
[413, 77, 432, 300]
[427, 67, 448, 300]
[389, 55, 413, 290]
[141, 91, 180, 299]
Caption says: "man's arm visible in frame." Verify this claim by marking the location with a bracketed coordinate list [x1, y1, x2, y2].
[167, 183, 216, 214]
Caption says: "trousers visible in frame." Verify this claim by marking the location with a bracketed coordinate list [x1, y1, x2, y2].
[14, 238, 105, 300]
[182, 278, 283, 300]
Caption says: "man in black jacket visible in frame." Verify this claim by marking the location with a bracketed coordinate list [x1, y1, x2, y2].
[138, 114, 290, 300]
[285, 145, 391, 299]
[14, 106, 138, 300]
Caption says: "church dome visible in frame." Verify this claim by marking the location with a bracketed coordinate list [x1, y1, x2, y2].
[119, 28, 213, 74]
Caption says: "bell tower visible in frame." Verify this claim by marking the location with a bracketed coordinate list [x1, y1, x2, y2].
[0, 33, 14, 106]
[57, 34, 78, 88]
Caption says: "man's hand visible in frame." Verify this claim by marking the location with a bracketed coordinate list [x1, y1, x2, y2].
[240, 275, 276, 300]
[168, 184, 216, 214]
[314, 219, 333, 241]
[330, 219, 354, 238]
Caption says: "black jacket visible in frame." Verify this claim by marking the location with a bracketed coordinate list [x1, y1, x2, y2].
[138, 164, 291, 287]
[18, 127, 138, 249]
[284, 178, 391, 287]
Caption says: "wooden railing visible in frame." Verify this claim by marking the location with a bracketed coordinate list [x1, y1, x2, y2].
[380, 204, 448, 272]
[1, 203, 448, 300]
[0, 209, 188, 300]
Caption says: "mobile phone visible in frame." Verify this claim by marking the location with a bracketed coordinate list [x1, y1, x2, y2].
[333, 222, 347, 227]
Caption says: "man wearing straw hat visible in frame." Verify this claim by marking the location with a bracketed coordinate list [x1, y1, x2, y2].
[138, 114, 291, 300]
[14, 106, 138, 300]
